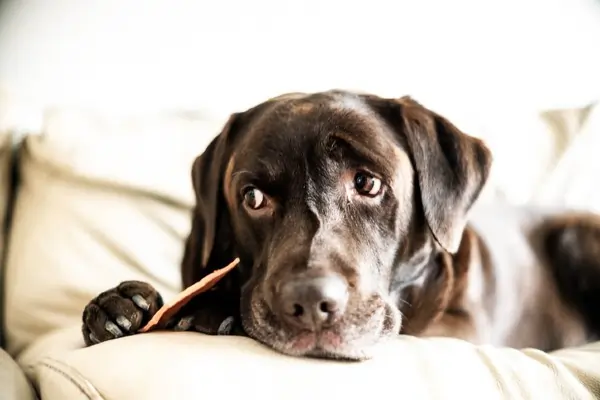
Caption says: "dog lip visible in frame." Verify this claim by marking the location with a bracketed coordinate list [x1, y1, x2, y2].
[290, 332, 317, 352]
[288, 329, 344, 353]
[317, 330, 343, 349]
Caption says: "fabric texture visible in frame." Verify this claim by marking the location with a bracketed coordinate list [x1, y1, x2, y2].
[16, 326, 600, 400]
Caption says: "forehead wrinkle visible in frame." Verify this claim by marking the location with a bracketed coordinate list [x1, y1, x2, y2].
[233, 155, 287, 183]
[321, 97, 398, 176]
[329, 131, 394, 178]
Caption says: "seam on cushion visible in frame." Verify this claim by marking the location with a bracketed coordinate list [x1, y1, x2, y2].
[37, 357, 105, 400]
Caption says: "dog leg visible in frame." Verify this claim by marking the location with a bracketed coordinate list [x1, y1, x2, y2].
[82, 281, 163, 346]
[537, 213, 600, 338]
[164, 291, 245, 336]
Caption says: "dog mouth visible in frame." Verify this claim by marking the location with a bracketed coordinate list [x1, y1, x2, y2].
[278, 327, 378, 360]
[241, 293, 401, 361]
[283, 330, 352, 358]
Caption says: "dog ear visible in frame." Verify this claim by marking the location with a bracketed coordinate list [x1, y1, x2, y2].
[368, 96, 492, 253]
[181, 113, 243, 289]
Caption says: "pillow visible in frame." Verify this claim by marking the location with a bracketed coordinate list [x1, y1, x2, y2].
[2, 109, 226, 356]
[532, 102, 600, 210]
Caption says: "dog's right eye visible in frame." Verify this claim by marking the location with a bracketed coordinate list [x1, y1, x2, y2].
[243, 187, 266, 210]
[353, 172, 382, 197]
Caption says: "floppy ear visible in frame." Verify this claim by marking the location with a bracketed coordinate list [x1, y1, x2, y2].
[400, 97, 492, 253]
[181, 113, 242, 289]
[368, 96, 492, 253]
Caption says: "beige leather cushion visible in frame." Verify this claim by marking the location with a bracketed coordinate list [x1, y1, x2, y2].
[15, 326, 600, 400]
[0, 348, 36, 400]
[533, 102, 600, 209]
[460, 102, 596, 206]
[3, 110, 226, 356]
[1, 134, 37, 400]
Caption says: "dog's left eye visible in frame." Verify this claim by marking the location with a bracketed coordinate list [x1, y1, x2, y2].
[353, 172, 382, 196]
[243, 187, 266, 209]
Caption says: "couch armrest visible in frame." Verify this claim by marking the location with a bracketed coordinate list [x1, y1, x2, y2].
[16, 326, 600, 400]
[0, 348, 37, 400]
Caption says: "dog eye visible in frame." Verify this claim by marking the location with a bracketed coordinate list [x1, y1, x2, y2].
[243, 187, 265, 209]
[353, 172, 382, 196]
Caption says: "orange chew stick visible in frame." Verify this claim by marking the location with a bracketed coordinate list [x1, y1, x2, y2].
[138, 258, 240, 333]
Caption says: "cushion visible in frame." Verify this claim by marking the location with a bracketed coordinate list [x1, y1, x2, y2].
[532, 102, 600, 210]
[15, 325, 600, 400]
[0, 348, 36, 400]
[3, 109, 226, 356]
[473, 103, 596, 206]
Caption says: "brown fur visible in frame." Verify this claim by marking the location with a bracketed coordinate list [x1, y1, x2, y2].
[223, 156, 236, 209]
[81, 90, 600, 360]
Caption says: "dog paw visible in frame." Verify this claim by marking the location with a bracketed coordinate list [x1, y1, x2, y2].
[82, 281, 163, 346]
[171, 313, 237, 335]
[167, 297, 241, 336]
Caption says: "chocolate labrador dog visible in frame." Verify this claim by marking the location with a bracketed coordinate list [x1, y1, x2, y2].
[81, 90, 600, 360]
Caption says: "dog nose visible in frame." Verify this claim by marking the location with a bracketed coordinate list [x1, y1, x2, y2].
[279, 274, 349, 331]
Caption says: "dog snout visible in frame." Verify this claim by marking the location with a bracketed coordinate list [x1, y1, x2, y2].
[278, 274, 349, 331]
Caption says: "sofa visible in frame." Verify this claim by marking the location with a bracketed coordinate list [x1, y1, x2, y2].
[2, 101, 600, 400]
[1, 132, 37, 400]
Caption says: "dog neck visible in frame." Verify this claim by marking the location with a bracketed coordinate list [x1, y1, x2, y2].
[390, 225, 491, 336]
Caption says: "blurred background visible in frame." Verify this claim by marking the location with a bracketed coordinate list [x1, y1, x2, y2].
[1, 0, 600, 130]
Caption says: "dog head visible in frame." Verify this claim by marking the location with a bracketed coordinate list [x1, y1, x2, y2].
[182, 90, 492, 360]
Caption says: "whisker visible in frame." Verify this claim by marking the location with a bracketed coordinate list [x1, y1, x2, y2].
[397, 298, 412, 308]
